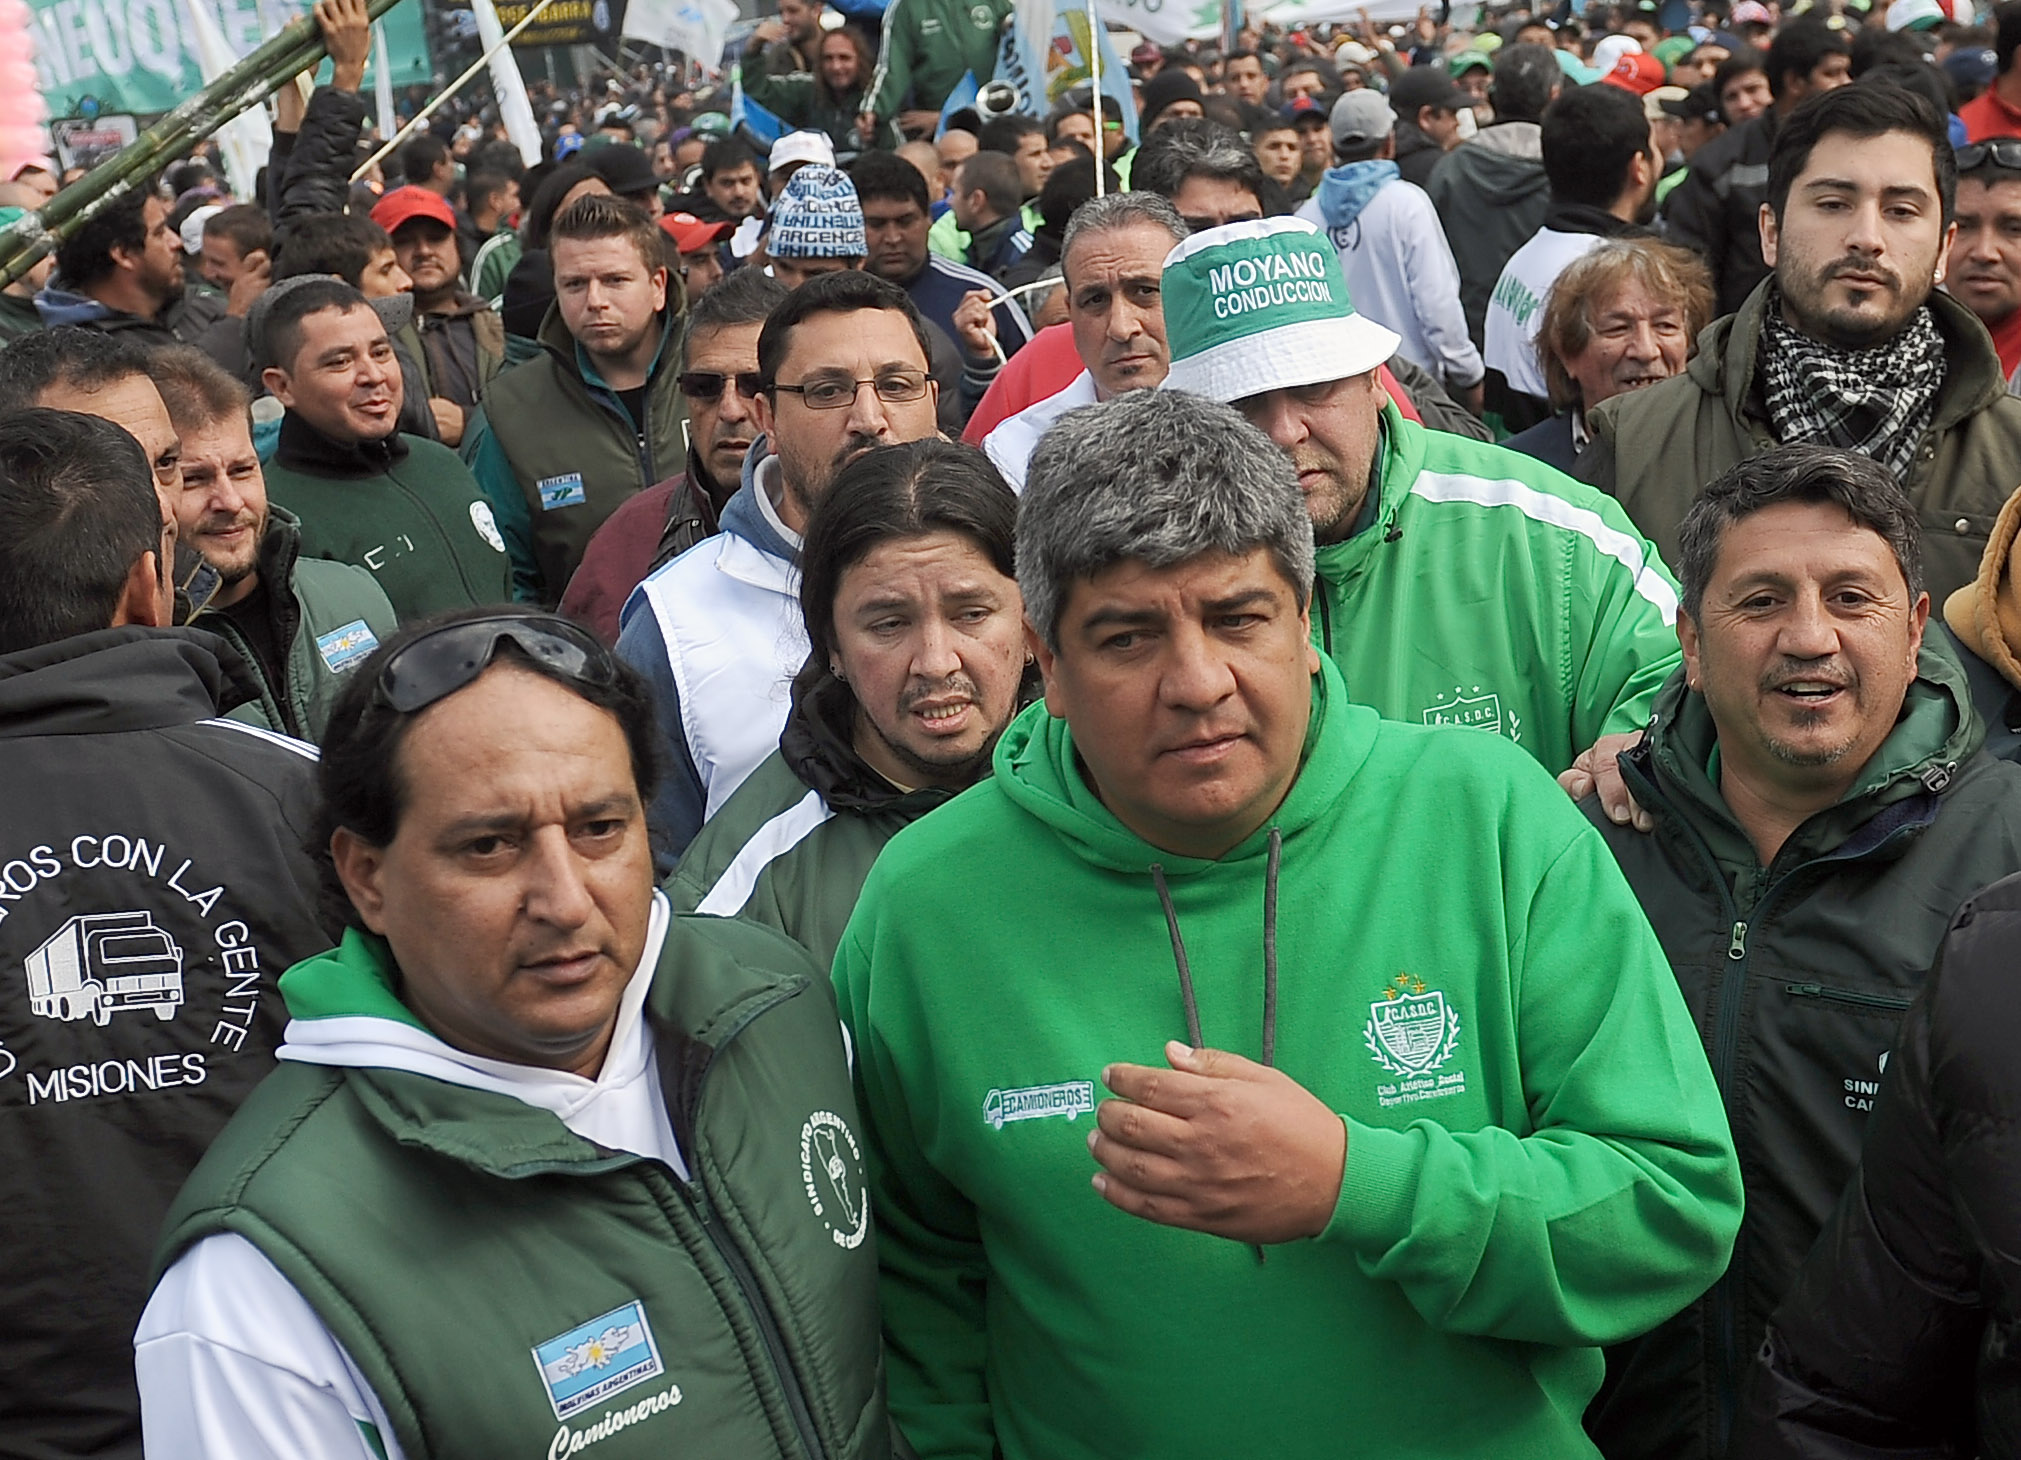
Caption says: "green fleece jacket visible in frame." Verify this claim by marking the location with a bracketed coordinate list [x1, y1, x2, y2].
[836, 655, 1742, 1460]
[864, 0, 1011, 122]
[1320, 404, 1682, 775]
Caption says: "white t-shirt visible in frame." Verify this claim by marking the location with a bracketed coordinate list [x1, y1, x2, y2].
[1483, 227, 1607, 400]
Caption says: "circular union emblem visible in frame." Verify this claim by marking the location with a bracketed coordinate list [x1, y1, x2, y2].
[969, 3, 993, 25]
[799, 1110, 869, 1250]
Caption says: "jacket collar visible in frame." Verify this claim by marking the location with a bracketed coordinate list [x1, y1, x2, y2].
[275, 410, 412, 477]
[1700, 277, 2009, 435]
[1631, 633, 1982, 875]
[1540, 200, 1642, 238]
[536, 298, 680, 391]
[781, 670, 963, 814]
[1312, 402, 1411, 589]
[0, 626, 261, 735]
[720, 436, 802, 567]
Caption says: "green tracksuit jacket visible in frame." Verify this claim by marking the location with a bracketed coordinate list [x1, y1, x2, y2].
[864, 0, 1010, 122]
[836, 655, 1742, 1460]
[194, 508, 398, 741]
[155, 910, 894, 1460]
[1319, 404, 1682, 775]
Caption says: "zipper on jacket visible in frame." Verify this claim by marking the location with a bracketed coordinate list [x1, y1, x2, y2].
[1727, 921, 1746, 960]
[207, 617, 298, 738]
[692, 1190, 829, 1460]
[1782, 982, 1913, 1012]
[1315, 585, 1333, 655]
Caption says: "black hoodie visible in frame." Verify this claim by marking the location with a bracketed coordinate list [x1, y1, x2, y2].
[0, 628, 330, 1460]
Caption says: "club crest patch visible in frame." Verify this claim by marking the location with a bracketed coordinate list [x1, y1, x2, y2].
[800, 1110, 870, 1250]
[1366, 974, 1468, 1107]
[531, 1301, 665, 1420]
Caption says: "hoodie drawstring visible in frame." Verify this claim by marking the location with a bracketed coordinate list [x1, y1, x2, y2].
[1147, 828, 1285, 1264]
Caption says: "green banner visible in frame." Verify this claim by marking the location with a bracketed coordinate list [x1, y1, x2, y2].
[28, 0, 430, 119]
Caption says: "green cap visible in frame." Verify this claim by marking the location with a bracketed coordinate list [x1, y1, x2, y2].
[1159, 217, 1400, 403]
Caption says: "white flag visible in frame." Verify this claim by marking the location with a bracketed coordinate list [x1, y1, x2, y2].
[469, 0, 544, 167]
[1089, 0, 1220, 47]
[179, 0, 272, 199]
[622, 0, 739, 74]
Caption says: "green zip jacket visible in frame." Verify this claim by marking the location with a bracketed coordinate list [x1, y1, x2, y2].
[864, 0, 1011, 122]
[465, 303, 688, 606]
[670, 672, 956, 969]
[262, 415, 514, 620]
[743, 68, 902, 153]
[153, 908, 894, 1460]
[1318, 404, 1682, 776]
[1578, 280, 2021, 603]
[1582, 639, 2021, 1460]
[194, 507, 398, 741]
[837, 655, 1741, 1460]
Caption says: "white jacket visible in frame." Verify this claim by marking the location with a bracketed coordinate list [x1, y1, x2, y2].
[981, 369, 1098, 491]
[1484, 227, 1606, 400]
[1297, 180, 1483, 390]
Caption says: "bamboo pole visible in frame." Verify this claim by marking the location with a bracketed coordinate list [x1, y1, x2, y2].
[0, 0, 408, 288]
[350, 0, 563, 181]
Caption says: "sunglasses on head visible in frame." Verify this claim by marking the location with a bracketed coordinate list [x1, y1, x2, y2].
[1957, 139, 2021, 174]
[371, 613, 617, 714]
[677, 370, 766, 401]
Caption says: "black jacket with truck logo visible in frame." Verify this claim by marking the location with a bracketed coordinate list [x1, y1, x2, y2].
[0, 627, 329, 1460]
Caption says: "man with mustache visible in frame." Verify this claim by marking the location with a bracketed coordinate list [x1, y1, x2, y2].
[1576, 445, 2021, 1460]
[1579, 81, 2021, 605]
[618, 270, 941, 868]
[153, 347, 396, 740]
[1945, 138, 2021, 390]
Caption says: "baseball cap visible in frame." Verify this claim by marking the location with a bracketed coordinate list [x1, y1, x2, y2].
[1604, 52, 1669, 94]
[1729, 1, 1774, 23]
[767, 165, 866, 260]
[1282, 95, 1330, 127]
[1885, 0, 1946, 29]
[1449, 50, 1493, 77]
[1388, 65, 1473, 118]
[370, 185, 457, 236]
[1643, 84, 1691, 121]
[179, 203, 223, 256]
[1593, 33, 1642, 73]
[1331, 90, 1395, 150]
[660, 210, 732, 254]
[1159, 217, 1401, 402]
[768, 129, 837, 175]
[584, 143, 667, 196]
[690, 112, 733, 138]
[1945, 44, 1999, 88]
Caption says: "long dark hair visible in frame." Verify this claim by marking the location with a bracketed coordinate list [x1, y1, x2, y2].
[793, 439, 1020, 703]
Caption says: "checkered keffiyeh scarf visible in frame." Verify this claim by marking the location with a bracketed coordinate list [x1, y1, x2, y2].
[1759, 295, 1947, 482]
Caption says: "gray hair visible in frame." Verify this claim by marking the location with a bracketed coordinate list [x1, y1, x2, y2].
[1019, 390, 1316, 649]
[1059, 192, 1188, 284]
[1129, 119, 1267, 203]
[1676, 445, 1923, 618]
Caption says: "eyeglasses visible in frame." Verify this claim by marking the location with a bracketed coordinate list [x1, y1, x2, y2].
[371, 613, 617, 714]
[1957, 139, 2021, 174]
[676, 370, 764, 401]
[769, 370, 930, 410]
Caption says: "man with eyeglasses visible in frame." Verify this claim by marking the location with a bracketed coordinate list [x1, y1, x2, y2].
[562, 268, 787, 643]
[1948, 138, 2021, 391]
[464, 194, 689, 607]
[619, 270, 942, 868]
[133, 608, 893, 1460]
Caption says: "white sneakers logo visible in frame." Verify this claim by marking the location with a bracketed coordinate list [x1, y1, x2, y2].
[800, 1110, 869, 1250]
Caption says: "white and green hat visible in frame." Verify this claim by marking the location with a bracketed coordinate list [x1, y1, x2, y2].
[1159, 217, 1401, 403]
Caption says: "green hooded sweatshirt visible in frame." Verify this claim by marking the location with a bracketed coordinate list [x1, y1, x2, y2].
[1315, 405, 1682, 777]
[836, 656, 1742, 1460]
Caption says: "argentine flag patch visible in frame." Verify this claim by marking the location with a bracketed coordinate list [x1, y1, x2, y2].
[532, 1301, 665, 1420]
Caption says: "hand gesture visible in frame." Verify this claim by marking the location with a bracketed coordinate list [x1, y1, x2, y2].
[315, 0, 371, 92]
[1089, 1042, 1347, 1246]
[952, 288, 999, 362]
[225, 249, 270, 318]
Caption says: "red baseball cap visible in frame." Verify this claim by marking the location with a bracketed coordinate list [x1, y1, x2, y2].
[659, 211, 732, 254]
[1603, 52, 1668, 96]
[370, 185, 458, 236]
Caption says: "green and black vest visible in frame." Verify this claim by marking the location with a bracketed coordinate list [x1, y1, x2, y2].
[154, 914, 893, 1460]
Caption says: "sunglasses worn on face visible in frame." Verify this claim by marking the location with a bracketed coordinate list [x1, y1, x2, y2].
[676, 370, 765, 401]
[372, 614, 617, 714]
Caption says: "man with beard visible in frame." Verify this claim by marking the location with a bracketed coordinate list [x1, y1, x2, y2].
[371, 186, 505, 449]
[465, 195, 687, 606]
[34, 181, 225, 348]
[617, 269, 941, 868]
[1580, 82, 2021, 604]
[1577, 446, 2021, 1460]
[561, 268, 787, 643]
[1483, 83, 1661, 436]
[152, 347, 396, 740]
[671, 440, 1029, 965]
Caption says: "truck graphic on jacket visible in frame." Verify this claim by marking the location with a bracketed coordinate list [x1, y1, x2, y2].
[26, 912, 185, 1026]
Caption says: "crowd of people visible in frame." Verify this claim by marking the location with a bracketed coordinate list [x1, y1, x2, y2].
[11, 0, 2021, 1453]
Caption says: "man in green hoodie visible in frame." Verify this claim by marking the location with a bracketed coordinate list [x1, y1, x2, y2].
[1159, 215, 1681, 781]
[1579, 444, 2021, 1460]
[836, 386, 1742, 1460]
